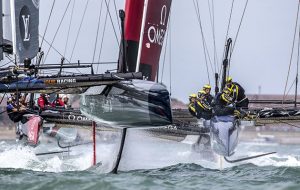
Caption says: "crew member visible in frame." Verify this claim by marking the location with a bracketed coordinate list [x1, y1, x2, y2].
[53, 94, 65, 108]
[188, 94, 197, 117]
[38, 93, 50, 110]
[62, 95, 71, 109]
[202, 84, 214, 104]
[195, 90, 213, 120]
[225, 77, 249, 109]
[213, 87, 235, 116]
[6, 97, 27, 122]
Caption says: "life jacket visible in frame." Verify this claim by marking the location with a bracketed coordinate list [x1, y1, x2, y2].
[196, 99, 212, 111]
[38, 96, 51, 110]
[53, 98, 65, 108]
[188, 102, 197, 117]
[195, 99, 213, 120]
[227, 82, 246, 102]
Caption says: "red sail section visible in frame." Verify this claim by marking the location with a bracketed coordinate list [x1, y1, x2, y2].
[139, 0, 172, 81]
[124, 0, 144, 42]
[123, 0, 144, 72]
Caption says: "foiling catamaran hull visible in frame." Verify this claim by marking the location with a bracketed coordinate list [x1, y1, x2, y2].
[210, 116, 239, 157]
[80, 79, 173, 128]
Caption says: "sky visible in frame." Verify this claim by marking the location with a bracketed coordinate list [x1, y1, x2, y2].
[39, 0, 299, 102]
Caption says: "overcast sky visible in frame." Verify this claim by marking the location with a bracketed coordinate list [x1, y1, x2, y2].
[39, 0, 298, 102]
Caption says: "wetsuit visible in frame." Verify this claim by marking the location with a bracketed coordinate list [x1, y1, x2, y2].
[227, 82, 249, 109]
[213, 93, 235, 116]
[188, 102, 197, 117]
[7, 103, 24, 122]
[195, 99, 213, 120]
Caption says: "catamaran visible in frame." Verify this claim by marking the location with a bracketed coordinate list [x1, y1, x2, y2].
[0, 0, 298, 173]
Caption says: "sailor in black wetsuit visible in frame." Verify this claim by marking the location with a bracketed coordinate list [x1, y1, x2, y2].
[188, 94, 198, 117]
[213, 87, 235, 116]
[202, 84, 214, 104]
[195, 90, 213, 120]
[225, 77, 249, 109]
[6, 97, 27, 122]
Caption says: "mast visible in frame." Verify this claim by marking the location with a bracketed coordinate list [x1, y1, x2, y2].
[135, 0, 149, 73]
[221, 38, 232, 91]
[119, 9, 127, 73]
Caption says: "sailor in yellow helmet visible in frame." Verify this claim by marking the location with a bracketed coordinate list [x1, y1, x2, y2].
[213, 86, 236, 116]
[225, 76, 249, 109]
[195, 90, 212, 120]
[202, 84, 214, 104]
[188, 93, 198, 117]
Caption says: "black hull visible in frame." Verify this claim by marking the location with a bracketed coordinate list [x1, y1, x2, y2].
[210, 116, 239, 157]
[80, 80, 172, 128]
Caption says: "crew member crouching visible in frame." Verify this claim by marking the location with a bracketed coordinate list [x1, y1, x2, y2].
[6, 97, 27, 122]
[195, 90, 213, 120]
[225, 76, 249, 109]
[188, 94, 198, 117]
[213, 88, 235, 116]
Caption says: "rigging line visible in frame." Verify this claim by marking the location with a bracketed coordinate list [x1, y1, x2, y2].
[160, 5, 172, 84]
[70, 0, 90, 63]
[231, 0, 249, 54]
[193, 0, 211, 83]
[283, 1, 300, 102]
[40, 0, 56, 50]
[104, 0, 120, 45]
[69, 0, 90, 62]
[0, 92, 6, 105]
[43, 0, 72, 64]
[96, 0, 111, 74]
[286, 77, 297, 96]
[38, 34, 71, 63]
[113, 0, 121, 34]
[195, 0, 214, 75]
[64, 0, 76, 58]
[92, 0, 104, 64]
[296, 22, 300, 103]
[160, 24, 170, 83]
[195, 0, 214, 76]
[223, 0, 235, 59]
[169, 15, 172, 96]
[207, 0, 218, 73]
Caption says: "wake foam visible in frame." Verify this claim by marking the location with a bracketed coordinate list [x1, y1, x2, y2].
[0, 141, 114, 173]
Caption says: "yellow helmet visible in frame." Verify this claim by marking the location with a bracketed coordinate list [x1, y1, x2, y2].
[189, 93, 197, 98]
[198, 90, 206, 98]
[221, 88, 233, 103]
[226, 76, 232, 83]
[203, 84, 211, 89]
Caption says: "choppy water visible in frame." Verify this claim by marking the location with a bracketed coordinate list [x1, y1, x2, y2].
[1, 163, 300, 190]
[0, 129, 300, 190]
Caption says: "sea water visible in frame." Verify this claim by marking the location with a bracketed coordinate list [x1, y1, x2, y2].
[0, 130, 299, 190]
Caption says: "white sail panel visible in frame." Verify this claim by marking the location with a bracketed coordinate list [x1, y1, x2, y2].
[10, 0, 39, 63]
